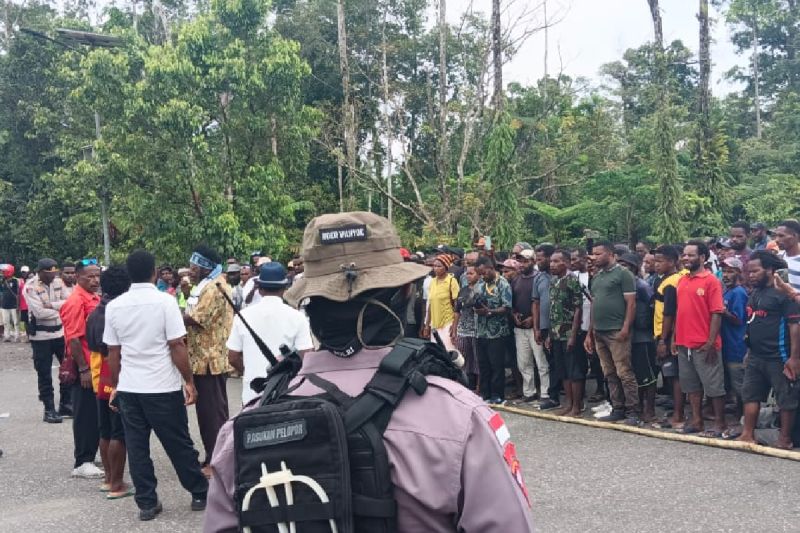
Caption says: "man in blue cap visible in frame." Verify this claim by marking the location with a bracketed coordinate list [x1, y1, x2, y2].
[226, 262, 314, 405]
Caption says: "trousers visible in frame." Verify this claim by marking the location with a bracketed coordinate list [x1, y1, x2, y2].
[514, 328, 550, 398]
[30, 337, 71, 407]
[594, 330, 639, 415]
[194, 373, 229, 464]
[118, 391, 208, 510]
[1, 308, 19, 339]
[476, 337, 507, 400]
[72, 383, 99, 468]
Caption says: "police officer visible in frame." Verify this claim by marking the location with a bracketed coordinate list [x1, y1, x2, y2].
[204, 212, 533, 532]
[25, 258, 71, 423]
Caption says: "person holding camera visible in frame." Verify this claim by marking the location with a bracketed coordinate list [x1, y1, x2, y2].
[474, 255, 513, 405]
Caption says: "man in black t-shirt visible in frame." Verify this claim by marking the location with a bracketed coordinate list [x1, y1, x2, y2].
[738, 251, 800, 449]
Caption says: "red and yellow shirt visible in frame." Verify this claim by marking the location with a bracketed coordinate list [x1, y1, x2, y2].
[675, 269, 724, 350]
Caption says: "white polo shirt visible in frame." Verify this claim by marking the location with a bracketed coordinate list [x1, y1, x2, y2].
[226, 295, 313, 404]
[240, 278, 262, 309]
[103, 283, 187, 393]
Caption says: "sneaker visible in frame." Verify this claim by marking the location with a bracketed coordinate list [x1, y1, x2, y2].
[621, 416, 643, 427]
[58, 405, 74, 418]
[537, 399, 560, 411]
[191, 495, 207, 511]
[520, 395, 538, 403]
[591, 401, 611, 412]
[72, 462, 105, 479]
[597, 411, 626, 422]
[139, 502, 163, 521]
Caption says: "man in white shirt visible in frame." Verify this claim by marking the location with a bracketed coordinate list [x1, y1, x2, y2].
[227, 262, 313, 405]
[104, 250, 208, 522]
[240, 256, 272, 309]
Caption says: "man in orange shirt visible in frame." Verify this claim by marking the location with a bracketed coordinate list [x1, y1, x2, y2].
[60, 259, 103, 478]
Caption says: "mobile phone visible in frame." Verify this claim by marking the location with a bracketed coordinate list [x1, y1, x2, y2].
[484, 236, 492, 251]
[777, 269, 790, 283]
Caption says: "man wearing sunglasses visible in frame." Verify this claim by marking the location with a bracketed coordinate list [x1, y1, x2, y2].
[25, 258, 71, 423]
[60, 259, 104, 479]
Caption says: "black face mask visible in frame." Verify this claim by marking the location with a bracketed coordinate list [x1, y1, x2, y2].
[307, 287, 409, 358]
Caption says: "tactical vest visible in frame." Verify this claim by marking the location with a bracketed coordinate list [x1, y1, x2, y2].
[234, 338, 466, 533]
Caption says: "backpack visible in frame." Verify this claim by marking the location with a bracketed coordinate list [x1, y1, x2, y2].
[233, 337, 467, 533]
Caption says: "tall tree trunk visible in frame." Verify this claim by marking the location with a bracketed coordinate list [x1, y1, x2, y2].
[698, 0, 711, 141]
[752, 3, 762, 139]
[492, 0, 503, 113]
[381, 17, 394, 223]
[437, 0, 449, 216]
[648, 0, 684, 243]
[337, 0, 357, 208]
[542, 0, 548, 110]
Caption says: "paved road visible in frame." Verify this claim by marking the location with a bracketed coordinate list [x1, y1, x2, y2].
[1, 341, 799, 532]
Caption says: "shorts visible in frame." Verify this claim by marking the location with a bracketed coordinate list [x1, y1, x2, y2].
[97, 397, 125, 441]
[741, 358, 800, 411]
[552, 337, 588, 381]
[677, 346, 725, 398]
[660, 355, 679, 378]
[632, 342, 658, 388]
[724, 361, 745, 398]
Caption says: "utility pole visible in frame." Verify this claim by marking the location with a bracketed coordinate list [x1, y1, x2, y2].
[21, 27, 122, 265]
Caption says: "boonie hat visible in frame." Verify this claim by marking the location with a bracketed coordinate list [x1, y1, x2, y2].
[285, 211, 430, 307]
[255, 262, 290, 289]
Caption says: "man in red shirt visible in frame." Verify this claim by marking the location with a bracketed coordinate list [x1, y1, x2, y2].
[60, 260, 103, 478]
[674, 241, 727, 437]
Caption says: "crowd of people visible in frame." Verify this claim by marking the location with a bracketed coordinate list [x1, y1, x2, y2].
[1, 217, 800, 524]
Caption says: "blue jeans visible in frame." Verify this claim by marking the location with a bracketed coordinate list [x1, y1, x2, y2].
[118, 391, 208, 509]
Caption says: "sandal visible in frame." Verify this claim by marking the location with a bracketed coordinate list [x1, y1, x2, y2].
[721, 429, 741, 440]
[651, 419, 672, 429]
[680, 425, 700, 434]
[99, 483, 111, 492]
[106, 487, 135, 500]
[698, 430, 723, 439]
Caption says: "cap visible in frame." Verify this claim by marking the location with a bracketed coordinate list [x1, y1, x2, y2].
[750, 222, 767, 230]
[618, 253, 641, 268]
[514, 242, 533, 251]
[255, 262, 290, 289]
[502, 259, 520, 270]
[256, 256, 272, 267]
[36, 258, 58, 272]
[284, 211, 430, 307]
[722, 257, 743, 271]
[717, 238, 733, 249]
[20, 265, 30, 273]
[226, 263, 241, 273]
[399, 247, 412, 260]
[518, 249, 535, 260]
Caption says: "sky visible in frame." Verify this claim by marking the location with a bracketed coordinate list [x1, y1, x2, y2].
[448, 0, 747, 95]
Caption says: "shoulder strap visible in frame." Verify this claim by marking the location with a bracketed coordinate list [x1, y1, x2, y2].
[344, 337, 463, 435]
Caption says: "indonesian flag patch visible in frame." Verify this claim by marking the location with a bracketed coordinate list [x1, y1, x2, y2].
[488, 413, 530, 506]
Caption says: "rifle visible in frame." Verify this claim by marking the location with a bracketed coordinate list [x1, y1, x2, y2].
[215, 282, 278, 367]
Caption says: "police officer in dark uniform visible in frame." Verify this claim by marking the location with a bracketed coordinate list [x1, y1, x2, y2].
[204, 212, 533, 532]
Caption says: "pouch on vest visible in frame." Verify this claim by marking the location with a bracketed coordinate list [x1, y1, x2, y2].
[233, 337, 466, 533]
